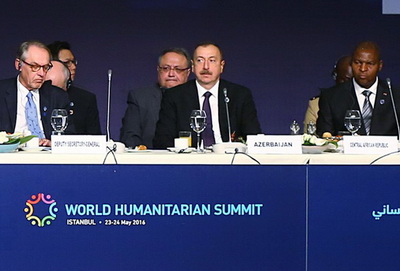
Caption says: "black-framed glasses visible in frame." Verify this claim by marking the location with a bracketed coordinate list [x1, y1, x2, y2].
[158, 66, 190, 74]
[20, 59, 52, 72]
[61, 59, 78, 67]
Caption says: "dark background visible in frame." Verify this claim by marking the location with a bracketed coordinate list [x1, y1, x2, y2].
[0, 0, 398, 139]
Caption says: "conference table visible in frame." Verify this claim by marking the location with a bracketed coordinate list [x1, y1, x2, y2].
[1, 150, 400, 271]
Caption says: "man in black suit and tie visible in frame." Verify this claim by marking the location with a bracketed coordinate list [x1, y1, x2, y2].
[317, 41, 400, 137]
[153, 42, 261, 149]
[0, 41, 73, 146]
[47, 41, 101, 135]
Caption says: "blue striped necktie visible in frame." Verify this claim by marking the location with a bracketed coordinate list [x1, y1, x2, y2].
[25, 91, 44, 138]
[362, 90, 373, 135]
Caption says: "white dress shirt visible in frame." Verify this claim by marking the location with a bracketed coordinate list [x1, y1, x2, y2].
[353, 77, 378, 110]
[15, 77, 44, 135]
[196, 80, 223, 143]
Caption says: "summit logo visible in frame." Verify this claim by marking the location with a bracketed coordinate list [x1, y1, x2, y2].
[24, 193, 58, 227]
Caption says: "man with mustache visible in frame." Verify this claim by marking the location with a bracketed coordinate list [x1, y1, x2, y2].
[0, 41, 73, 146]
[153, 42, 261, 149]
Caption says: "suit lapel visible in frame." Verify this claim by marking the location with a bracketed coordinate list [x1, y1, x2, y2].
[189, 80, 200, 110]
[5, 79, 18, 130]
[217, 80, 228, 141]
[39, 84, 51, 137]
[370, 81, 390, 134]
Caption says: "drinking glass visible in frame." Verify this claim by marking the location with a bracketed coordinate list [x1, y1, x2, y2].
[306, 121, 317, 135]
[190, 110, 207, 153]
[51, 109, 68, 135]
[179, 131, 192, 147]
[290, 120, 300, 135]
[344, 110, 361, 136]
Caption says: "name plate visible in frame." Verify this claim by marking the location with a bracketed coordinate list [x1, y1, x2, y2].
[247, 135, 302, 154]
[51, 135, 107, 154]
[343, 136, 398, 154]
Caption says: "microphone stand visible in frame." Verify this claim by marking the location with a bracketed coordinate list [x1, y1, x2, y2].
[387, 78, 400, 140]
[223, 88, 232, 142]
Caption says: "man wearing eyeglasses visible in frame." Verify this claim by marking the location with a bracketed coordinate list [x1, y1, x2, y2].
[120, 48, 191, 148]
[47, 41, 101, 135]
[153, 42, 261, 149]
[0, 41, 73, 146]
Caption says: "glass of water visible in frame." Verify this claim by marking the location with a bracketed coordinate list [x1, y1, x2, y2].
[190, 110, 207, 153]
[51, 109, 68, 135]
[344, 110, 361, 136]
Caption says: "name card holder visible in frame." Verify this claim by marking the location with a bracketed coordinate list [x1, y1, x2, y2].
[343, 135, 398, 154]
[247, 135, 302, 154]
[51, 135, 107, 154]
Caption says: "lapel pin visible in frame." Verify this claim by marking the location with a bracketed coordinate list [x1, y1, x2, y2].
[380, 99, 385, 105]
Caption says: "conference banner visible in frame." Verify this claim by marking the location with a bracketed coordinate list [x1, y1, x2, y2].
[0, 165, 306, 271]
[308, 165, 400, 271]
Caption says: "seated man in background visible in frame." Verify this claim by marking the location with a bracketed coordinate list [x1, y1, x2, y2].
[317, 41, 400, 137]
[120, 48, 191, 148]
[45, 60, 70, 90]
[303, 55, 352, 132]
[0, 41, 73, 146]
[47, 41, 101, 135]
[153, 42, 261, 149]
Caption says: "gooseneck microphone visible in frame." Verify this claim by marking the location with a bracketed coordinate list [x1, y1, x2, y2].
[387, 78, 400, 140]
[106, 69, 112, 141]
[223, 88, 232, 142]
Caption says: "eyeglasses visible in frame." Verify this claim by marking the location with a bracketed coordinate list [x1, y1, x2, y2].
[158, 66, 190, 74]
[61, 59, 78, 67]
[20, 59, 52, 72]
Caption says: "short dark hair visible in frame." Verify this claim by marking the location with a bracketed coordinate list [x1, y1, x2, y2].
[17, 40, 50, 61]
[193, 41, 224, 60]
[158, 48, 191, 68]
[353, 41, 381, 61]
[47, 41, 72, 60]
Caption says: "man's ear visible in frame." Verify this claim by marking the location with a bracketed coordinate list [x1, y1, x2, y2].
[15, 59, 22, 71]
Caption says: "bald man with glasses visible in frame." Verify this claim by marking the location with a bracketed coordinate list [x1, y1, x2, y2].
[0, 41, 73, 146]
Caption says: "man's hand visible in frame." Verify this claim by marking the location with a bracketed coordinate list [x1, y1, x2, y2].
[39, 138, 51, 147]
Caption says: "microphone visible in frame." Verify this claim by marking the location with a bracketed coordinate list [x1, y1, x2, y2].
[211, 88, 247, 154]
[223, 88, 232, 142]
[106, 69, 112, 141]
[387, 78, 400, 140]
[105, 69, 125, 153]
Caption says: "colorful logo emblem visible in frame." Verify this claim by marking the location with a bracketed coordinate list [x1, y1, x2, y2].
[24, 193, 58, 227]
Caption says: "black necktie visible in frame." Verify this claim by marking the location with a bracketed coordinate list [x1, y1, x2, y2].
[362, 90, 373, 135]
[202, 91, 215, 147]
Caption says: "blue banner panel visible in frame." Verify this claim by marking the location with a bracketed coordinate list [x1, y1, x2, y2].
[0, 165, 306, 271]
[308, 165, 400, 271]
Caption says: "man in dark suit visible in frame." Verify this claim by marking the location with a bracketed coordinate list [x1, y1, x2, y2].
[0, 41, 72, 146]
[47, 41, 101, 135]
[120, 48, 191, 148]
[317, 41, 400, 137]
[153, 42, 261, 149]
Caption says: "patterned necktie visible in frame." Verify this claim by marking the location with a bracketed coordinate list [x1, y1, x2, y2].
[25, 92, 44, 138]
[362, 90, 373, 135]
[202, 91, 215, 147]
